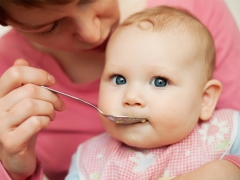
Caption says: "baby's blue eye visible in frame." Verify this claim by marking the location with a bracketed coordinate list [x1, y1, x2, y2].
[150, 77, 167, 87]
[112, 75, 126, 85]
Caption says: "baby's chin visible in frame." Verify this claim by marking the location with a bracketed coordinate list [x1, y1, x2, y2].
[108, 124, 167, 149]
[121, 138, 164, 149]
[122, 137, 175, 149]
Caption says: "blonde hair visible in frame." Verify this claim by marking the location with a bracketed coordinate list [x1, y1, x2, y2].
[120, 6, 215, 80]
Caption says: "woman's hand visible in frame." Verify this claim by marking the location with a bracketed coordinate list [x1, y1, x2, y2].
[0, 59, 65, 180]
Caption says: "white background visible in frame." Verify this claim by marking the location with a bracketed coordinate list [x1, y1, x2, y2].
[0, 0, 239, 37]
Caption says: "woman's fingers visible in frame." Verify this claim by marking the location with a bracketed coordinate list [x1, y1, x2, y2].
[0, 116, 51, 154]
[0, 98, 56, 151]
[0, 98, 55, 131]
[0, 84, 65, 112]
[0, 65, 55, 97]
[14, 116, 51, 144]
[9, 98, 56, 124]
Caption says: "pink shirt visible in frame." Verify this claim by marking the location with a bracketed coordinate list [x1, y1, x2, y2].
[0, 0, 239, 179]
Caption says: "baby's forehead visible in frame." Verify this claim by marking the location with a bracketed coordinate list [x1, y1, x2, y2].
[108, 24, 209, 77]
[111, 25, 203, 61]
[115, 22, 202, 49]
[119, 22, 211, 56]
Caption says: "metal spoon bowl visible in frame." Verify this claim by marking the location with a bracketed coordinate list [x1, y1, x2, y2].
[42, 86, 147, 125]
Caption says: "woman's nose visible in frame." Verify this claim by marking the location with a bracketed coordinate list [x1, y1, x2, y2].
[74, 16, 101, 44]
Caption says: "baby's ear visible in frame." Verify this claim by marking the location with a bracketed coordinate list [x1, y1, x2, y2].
[200, 79, 222, 121]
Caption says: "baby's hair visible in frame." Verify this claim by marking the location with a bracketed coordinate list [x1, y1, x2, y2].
[0, 0, 74, 26]
[120, 6, 215, 80]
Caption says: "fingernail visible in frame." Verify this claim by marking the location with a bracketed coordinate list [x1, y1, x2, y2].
[48, 74, 55, 84]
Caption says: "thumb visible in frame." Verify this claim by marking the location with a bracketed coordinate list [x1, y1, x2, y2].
[13, 58, 30, 66]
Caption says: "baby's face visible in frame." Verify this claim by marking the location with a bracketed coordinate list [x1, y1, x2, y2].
[99, 25, 206, 148]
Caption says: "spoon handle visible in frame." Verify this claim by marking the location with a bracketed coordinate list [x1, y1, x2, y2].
[41, 86, 103, 114]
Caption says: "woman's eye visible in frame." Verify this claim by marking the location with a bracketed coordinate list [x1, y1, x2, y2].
[38, 21, 60, 35]
[150, 77, 168, 87]
[112, 75, 126, 85]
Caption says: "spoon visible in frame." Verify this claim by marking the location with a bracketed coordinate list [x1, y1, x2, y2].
[42, 86, 147, 125]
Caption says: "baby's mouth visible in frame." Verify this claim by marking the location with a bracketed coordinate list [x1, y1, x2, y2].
[139, 119, 148, 123]
[134, 119, 149, 124]
[116, 118, 149, 125]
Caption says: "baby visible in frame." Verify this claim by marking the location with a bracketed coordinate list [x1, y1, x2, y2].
[66, 6, 240, 180]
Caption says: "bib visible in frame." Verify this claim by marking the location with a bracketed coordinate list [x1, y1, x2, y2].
[77, 109, 239, 180]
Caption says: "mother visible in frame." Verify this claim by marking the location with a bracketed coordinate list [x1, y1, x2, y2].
[0, 0, 239, 179]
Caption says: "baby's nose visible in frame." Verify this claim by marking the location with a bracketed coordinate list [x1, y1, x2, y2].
[123, 89, 146, 108]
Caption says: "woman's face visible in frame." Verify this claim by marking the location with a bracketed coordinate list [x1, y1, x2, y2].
[3, 0, 120, 53]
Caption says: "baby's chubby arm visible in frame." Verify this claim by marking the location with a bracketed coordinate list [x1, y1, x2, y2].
[172, 159, 240, 180]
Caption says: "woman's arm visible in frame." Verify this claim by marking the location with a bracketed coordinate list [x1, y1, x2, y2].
[0, 160, 43, 180]
[173, 160, 240, 180]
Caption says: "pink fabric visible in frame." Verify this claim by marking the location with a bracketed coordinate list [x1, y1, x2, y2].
[0, 0, 239, 179]
[76, 110, 238, 179]
[0, 161, 11, 180]
[223, 155, 240, 169]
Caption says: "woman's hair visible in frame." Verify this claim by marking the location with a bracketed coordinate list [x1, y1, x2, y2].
[120, 6, 216, 80]
[0, 0, 74, 26]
